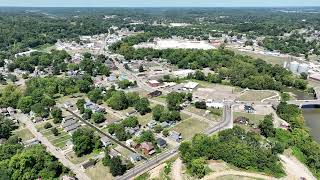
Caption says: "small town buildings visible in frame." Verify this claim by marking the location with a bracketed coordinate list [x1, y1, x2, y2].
[172, 69, 195, 78]
[183, 82, 199, 91]
[169, 131, 182, 142]
[141, 142, 155, 155]
[129, 153, 142, 163]
[160, 121, 170, 128]
[244, 105, 255, 113]
[156, 138, 167, 148]
[206, 99, 224, 109]
[24, 138, 40, 147]
[32, 117, 43, 123]
[61, 116, 80, 133]
[85, 101, 106, 113]
[126, 110, 137, 117]
[147, 90, 162, 98]
[148, 80, 161, 87]
[81, 160, 95, 170]
[100, 136, 111, 147]
[147, 120, 157, 129]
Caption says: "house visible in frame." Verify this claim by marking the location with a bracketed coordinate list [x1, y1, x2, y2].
[147, 120, 157, 129]
[183, 82, 199, 90]
[156, 138, 167, 148]
[61, 116, 80, 133]
[109, 149, 120, 158]
[101, 136, 111, 147]
[170, 131, 182, 142]
[244, 105, 255, 113]
[140, 142, 155, 155]
[147, 90, 162, 98]
[129, 153, 142, 163]
[81, 160, 95, 170]
[24, 138, 40, 147]
[32, 117, 43, 123]
[234, 116, 249, 125]
[148, 80, 161, 87]
[126, 110, 137, 117]
[160, 121, 169, 128]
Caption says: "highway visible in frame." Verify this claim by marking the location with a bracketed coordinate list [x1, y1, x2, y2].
[116, 104, 233, 180]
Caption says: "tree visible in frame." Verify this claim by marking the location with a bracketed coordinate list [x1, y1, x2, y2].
[162, 129, 169, 137]
[154, 125, 163, 133]
[72, 128, 101, 157]
[76, 99, 86, 114]
[189, 158, 210, 178]
[102, 147, 111, 166]
[259, 114, 275, 138]
[17, 96, 33, 113]
[300, 72, 308, 80]
[134, 98, 151, 115]
[107, 91, 128, 110]
[121, 116, 139, 128]
[139, 130, 155, 143]
[51, 128, 59, 136]
[83, 109, 93, 120]
[8, 145, 66, 180]
[166, 92, 184, 111]
[152, 105, 165, 121]
[0, 117, 14, 139]
[51, 108, 63, 124]
[92, 112, 105, 124]
[44, 122, 52, 129]
[195, 101, 206, 109]
[109, 156, 127, 176]
[88, 89, 103, 103]
[138, 65, 144, 72]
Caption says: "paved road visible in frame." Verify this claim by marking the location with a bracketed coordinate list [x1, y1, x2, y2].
[116, 104, 234, 180]
[15, 113, 90, 180]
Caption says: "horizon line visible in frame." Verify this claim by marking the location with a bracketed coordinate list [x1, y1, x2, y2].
[1, 5, 320, 8]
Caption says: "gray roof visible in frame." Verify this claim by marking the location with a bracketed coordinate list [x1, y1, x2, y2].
[61, 119, 78, 128]
[64, 123, 80, 132]
[156, 138, 167, 146]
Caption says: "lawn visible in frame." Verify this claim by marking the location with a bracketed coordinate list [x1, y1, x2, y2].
[185, 106, 222, 122]
[137, 113, 153, 126]
[233, 112, 265, 125]
[171, 118, 209, 140]
[85, 161, 113, 180]
[237, 90, 277, 102]
[14, 128, 35, 141]
[229, 47, 285, 65]
[66, 151, 100, 164]
[38, 123, 72, 149]
[152, 95, 167, 103]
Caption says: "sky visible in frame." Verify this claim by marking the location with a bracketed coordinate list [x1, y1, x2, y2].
[0, 0, 320, 7]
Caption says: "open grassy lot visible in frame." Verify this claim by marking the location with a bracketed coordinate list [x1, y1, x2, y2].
[66, 150, 101, 164]
[171, 118, 209, 140]
[216, 175, 261, 180]
[237, 90, 277, 102]
[186, 106, 222, 122]
[137, 113, 153, 126]
[152, 95, 167, 103]
[85, 161, 113, 180]
[14, 128, 35, 141]
[233, 112, 265, 125]
[229, 47, 285, 65]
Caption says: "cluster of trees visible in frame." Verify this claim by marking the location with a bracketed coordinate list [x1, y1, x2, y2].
[71, 128, 101, 157]
[112, 33, 308, 91]
[78, 53, 111, 76]
[0, 115, 16, 139]
[14, 75, 93, 117]
[152, 105, 181, 122]
[118, 79, 136, 89]
[179, 126, 285, 178]
[107, 116, 139, 141]
[106, 90, 151, 115]
[102, 148, 131, 176]
[166, 92, 192, 111]
[0, 141, 68, 179]
[274, 102, 320, 178]
[9, 50, 70, 74]
[263, 33, 320, 57]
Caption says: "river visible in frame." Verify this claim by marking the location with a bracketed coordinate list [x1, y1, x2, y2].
[302, 107, 320, 143]
[283, 88, 320, 143]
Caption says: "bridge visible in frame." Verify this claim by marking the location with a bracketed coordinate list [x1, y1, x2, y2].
[287, 100, 320, 108]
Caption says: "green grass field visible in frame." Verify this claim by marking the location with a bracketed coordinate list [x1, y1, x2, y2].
[237, 90, 277, 101]
[14, 128, 35, 141]
[85, 161, 113, 180]
[233, 112, 265, 125]
[171, 118, 208, 140]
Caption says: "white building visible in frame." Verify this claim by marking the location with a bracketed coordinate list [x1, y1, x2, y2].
[183, 82, 199, 90]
